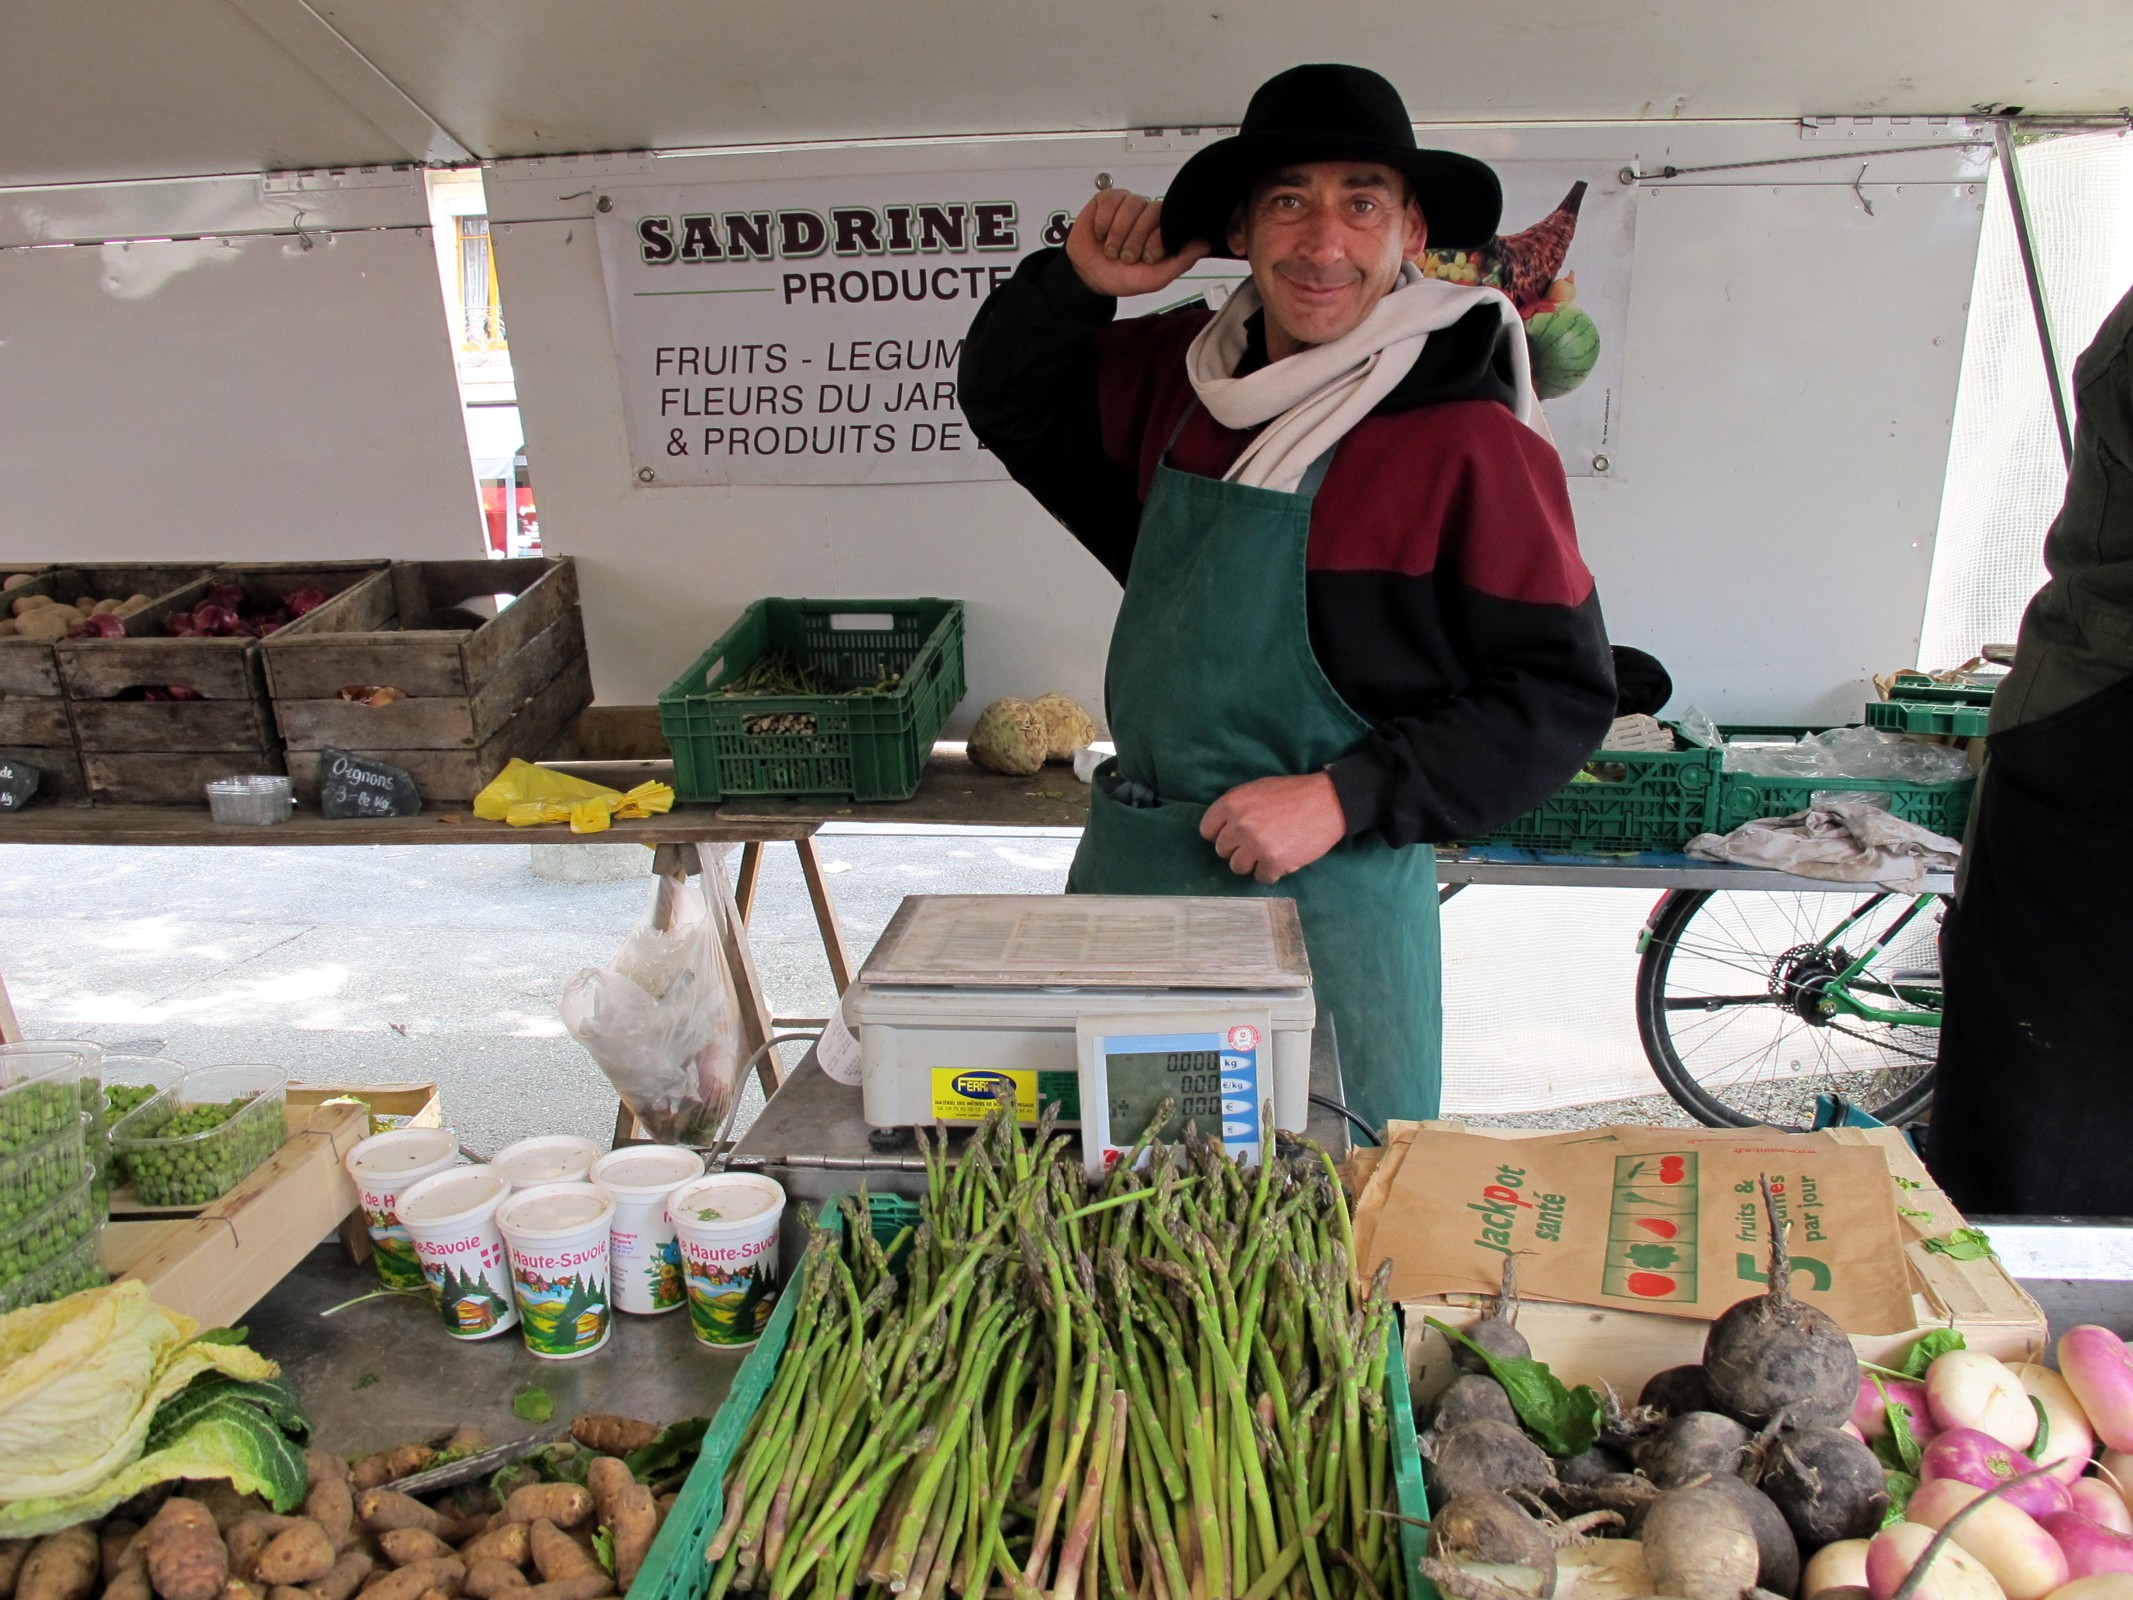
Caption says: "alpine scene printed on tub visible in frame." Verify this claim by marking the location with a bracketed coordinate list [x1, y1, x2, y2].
[644, 1235, 685, 1311]
[510, 1261, 612, 1355]
[359, 1198, 428, 1293]
[680, 1235, 779, 1346]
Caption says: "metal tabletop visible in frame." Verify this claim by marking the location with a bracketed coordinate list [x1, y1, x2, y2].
[1438, 845, 1954, 896]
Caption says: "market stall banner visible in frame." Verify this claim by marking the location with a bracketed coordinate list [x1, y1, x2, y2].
[593, 160, 1635, 487]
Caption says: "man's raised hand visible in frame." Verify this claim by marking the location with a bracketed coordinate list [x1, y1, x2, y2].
[1064, 190, 1212, 299]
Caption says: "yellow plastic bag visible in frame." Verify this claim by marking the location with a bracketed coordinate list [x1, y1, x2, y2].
[473, 759, 675, 835]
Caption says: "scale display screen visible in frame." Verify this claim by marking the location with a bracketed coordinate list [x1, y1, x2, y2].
[1080, 1022, 1267, 1171]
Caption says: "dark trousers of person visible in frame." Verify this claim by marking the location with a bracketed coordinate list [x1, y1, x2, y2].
[1927, 672, 2133, 1216]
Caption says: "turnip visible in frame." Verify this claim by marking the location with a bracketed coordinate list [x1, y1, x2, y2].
[1931, 1353, 2043, 1451]
[2071, 1484, 2133, 1538]
[1641, 1485, 1761, 1600]
[1860, 1377, 1944, 1447]
[1922, 1431, 2075, 1520]
[1867, 1522, 2010, 1600]
[1697, 1474, 1801, 1598]
[2041, 1515, 2133, 1581]
[1642, 1365, 1717, 1418]
[1702, 1178, 1859, 1427]
[2045, 1578, 2133, 1600]
[1429, 1421, 1556, 1506]
[2060, 1331, 2133, 1456]
[1457, 1259, 1534, 1375]
[1804, 1540, 1876, 1600]
[1430, 1492, 1561, 1597]
[1638, 1412, 1753, 1490]
[2015, 1368, 2095, 1486]
[1760, 1426, 1891, 1544]
[1907, 1478, 2069, 1600]
[2101, 1453, 2133, 1521]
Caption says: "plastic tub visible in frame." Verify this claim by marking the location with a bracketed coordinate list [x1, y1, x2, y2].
[344, 1127, 463, 1292]
[93, 1056, 185, 1207]
[492, 1135, 602, 1190]
[110, 1064, 288, 1206]
[593, 1145, 704, 1316]
[0, 1132, 89, 1233]
[0, 1042, 94, 1157]
[0, 1232, 105, 1314]
[668, 1173, 786, 1349]
[0, 1181, 99, 1289]
[497, 1182, 616, 1361]
[398, 1163, 519, 1340]
[205, 775, 294, 827]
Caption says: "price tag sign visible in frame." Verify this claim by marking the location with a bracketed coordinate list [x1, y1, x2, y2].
[1077, 1012, 1271, 1174]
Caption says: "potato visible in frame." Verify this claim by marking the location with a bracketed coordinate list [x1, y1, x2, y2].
[568, 1418, 658, 1458]
[357, 1495, 444, 1539]
[307, 1551, 372, 1600]
[502, 1491, 591, 1534]
[267, 1589, 311, 1600]
[11, 595, 51, 616]
[107, 1563, 154, 1600]
[18, 1528, 98, 1600]
[522, 1582, 611, 1600]
[522, 1528, 594, 1588]
[13, 611, 70, 641]
[349, 1560, 460, 1600]
[225, 1521, 296, 1583]
[254, 1526, 335, 1590]
[452, 1530, 524, 1572]
[305, 1452, 356, 1552]
[459, 1564, 527, 1600]
[0, 575, 31, 591]
[350, 1448, 435, 1494]
[0, 620, 16, 637]
[375, 1536, 452, 1573]
[0, 1541, 31, 1600]
[585, 1460, 654, 1594]
[142, 1500, 230, 1600]
[220, 1582, 262, 1600]
[102, 1526, 143, 1586]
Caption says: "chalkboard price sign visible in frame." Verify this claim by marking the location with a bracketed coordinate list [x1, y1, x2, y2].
[0, 759, 42, 811]
[319, 748, 421, 819]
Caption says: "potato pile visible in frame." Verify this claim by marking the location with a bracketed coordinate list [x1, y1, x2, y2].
[0, 1415, 676, 1600]
[1, 592, 153, 642]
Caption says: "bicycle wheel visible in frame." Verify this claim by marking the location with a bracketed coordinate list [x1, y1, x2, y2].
[1635, 887, 1945, 1128]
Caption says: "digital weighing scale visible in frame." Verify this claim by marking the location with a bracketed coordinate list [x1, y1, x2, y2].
[844, 895, 1317, 1169]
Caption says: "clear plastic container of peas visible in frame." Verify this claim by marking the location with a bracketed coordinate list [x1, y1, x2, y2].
[0, 1131, 88, 1232]
[94, 1057, 187, 1209]
[0, 1232, 106, 1313]
[0, 1180, 99, 1292]
[0, 1042, 95, 1156]
[110, 1065, 288, 1208]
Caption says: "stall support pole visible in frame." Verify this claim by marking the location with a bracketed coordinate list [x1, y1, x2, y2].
[1995, 119, 2075, 467]
[733, 841, 764, 922]
[794, 837, 855, 995]
[0, 974, 18, 1045]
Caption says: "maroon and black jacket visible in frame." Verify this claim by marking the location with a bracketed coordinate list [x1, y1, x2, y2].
[960, 248, 1616, 848]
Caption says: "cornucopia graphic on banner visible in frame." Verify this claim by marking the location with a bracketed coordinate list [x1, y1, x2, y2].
[1420, 180, 1600, 399]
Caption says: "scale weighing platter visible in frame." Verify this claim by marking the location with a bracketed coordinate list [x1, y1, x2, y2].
[849, 896, 1318, 1145]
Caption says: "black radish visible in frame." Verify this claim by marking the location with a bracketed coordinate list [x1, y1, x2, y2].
[1698, 1474, 1801, 1598]
[1636, 1411, 1752, 1489]
[1454, 1257, 1533, 1374]
[1430, 1374, 1520, 1433]
[1701, 1176, 1857, 1427]
[1428, 1492, 1560, 1599]
[1555, 1445, 1629, 1488]
[1639, 1364, 1716, 1417]
[1428, 1421, 1556, 1505]
[1757, 1426, 1889, 1545]
[1642, 1484, 1762, 1600]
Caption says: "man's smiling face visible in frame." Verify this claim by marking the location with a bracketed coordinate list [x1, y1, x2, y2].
[1227, 160, 1427, 361]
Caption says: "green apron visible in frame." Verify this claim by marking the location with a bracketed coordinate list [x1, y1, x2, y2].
[1066, 413, 1444, 1128]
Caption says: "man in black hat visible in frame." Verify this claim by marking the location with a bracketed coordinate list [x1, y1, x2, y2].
[961, 64, 1614, 1127]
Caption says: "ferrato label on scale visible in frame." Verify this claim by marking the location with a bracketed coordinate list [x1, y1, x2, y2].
[318, 748, 421, 819]
[0, 759, 41, 811]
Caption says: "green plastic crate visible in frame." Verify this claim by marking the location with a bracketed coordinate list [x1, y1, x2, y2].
[657, 599, 965, 802]
[633, 1190, 1431, 1600]
[1716, 767, 1975, 838]
[1865, 699, 1991, 738]
[1483, 724, 1721, 854]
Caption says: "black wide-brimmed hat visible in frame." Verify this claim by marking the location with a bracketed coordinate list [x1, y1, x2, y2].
[1160, 64, 1501, 256]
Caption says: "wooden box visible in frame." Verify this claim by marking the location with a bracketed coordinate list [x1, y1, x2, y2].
[1, 565, 213, 803]
[57, 563, 381, 804]
[264, 557, 593, 803]
[102, 1096, 370, 1327]
[1393, 1124, 2049, 1411]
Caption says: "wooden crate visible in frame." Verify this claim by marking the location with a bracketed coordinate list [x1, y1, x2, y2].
[1393, 1123, 2049, 1412]
[1, 565, 213, 803]
[58, 564, 381, 804]
[264, 557, 593, 803]
[101, 1097, 369, 1327]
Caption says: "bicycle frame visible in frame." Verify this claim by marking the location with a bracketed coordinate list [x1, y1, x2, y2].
[1813, 892, 1945, 1028]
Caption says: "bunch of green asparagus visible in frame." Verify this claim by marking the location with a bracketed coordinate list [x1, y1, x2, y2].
[704, 1106, 1403, 1600]
[720, 652, 904, 698]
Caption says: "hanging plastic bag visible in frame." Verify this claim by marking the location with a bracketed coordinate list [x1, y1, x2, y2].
[559, 878, 747, 1143]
